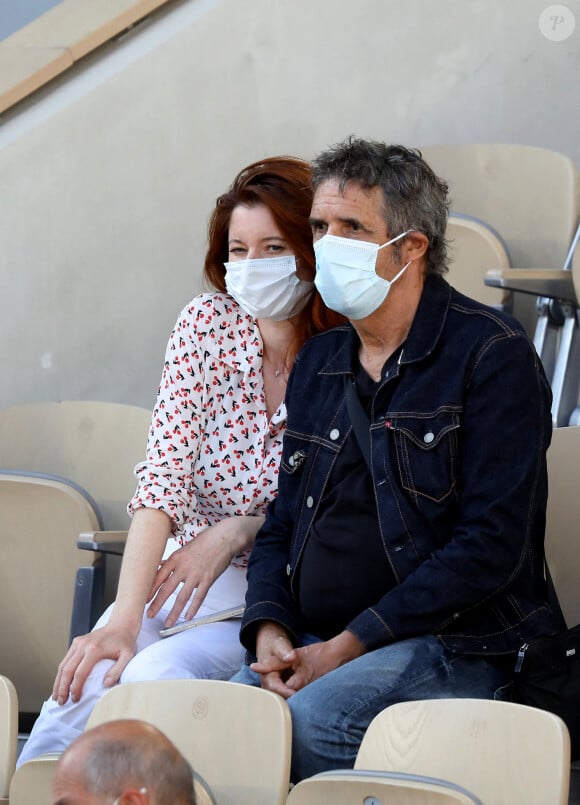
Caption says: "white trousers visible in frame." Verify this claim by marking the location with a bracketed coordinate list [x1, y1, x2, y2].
[18, 541, 247, 764]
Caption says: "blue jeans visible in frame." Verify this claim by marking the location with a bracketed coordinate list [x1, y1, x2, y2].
[230, 635, 511, 782]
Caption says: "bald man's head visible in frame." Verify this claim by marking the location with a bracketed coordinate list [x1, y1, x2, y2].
[53, 719, 196, 805]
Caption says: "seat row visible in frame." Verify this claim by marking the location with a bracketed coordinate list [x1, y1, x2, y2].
[1, 675, 571, 804]
[5, 420, 580, 801]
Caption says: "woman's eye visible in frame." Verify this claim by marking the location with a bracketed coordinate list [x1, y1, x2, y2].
[229, 247, 247, 256]
[267, 244, 284, 253]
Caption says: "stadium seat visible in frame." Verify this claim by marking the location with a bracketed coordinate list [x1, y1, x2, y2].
[0, 676, 18, 804]
[287, 769, 483, 804]
[354, 698, 570, 805]
[85, 679, 292, 805]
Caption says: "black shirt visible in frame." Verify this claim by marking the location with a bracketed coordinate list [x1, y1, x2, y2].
[296, 359, 398, 640]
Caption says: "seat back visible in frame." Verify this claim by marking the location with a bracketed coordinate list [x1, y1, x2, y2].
[545, 425, 580, 626]
[446, 214, 511, 307]
[355, 698, 570, 805]
[287, 770, 483, 804]
[420, 144, 580, 269]
[86, 679, 291, 805]
[0, 676, 18, 800]
[0, 473, 101, 713]
[8, 755, 59, 805]
[0, 401, 151, 530]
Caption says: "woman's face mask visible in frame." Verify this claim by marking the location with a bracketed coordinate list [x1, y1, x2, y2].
[224, 255, 314, 321]
[313, 230, 411, 320]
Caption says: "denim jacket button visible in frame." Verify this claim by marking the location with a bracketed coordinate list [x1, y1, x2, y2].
[423, 431, 435, 444]
[329, 428, 340, 441]
[306, 496, 314, 508]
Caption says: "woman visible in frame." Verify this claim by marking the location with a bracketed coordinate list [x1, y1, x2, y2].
[18, 156, 343, 762]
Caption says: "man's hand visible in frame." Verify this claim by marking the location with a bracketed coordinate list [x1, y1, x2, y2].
[250, 622, 298, 698]
[251, 626, 366, 698]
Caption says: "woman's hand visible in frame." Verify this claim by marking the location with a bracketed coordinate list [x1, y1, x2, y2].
[51, 508, 171, 705]
[52, 624, 138, 705]
[146, 515, 264, 627]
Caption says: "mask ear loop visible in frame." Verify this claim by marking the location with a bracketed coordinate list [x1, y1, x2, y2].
[377, 229, 412, 252]
[389, 258, 413, 284]
[377, 229, 415, 283]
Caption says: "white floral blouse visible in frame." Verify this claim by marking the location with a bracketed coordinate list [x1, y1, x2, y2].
[128, 293, 286, 567]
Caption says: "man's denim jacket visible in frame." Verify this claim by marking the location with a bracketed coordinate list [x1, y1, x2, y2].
[241, 275, 563, 658]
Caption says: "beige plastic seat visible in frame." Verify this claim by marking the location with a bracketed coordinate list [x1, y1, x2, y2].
[287, 769, 482, 804]
[420, 144, 579, 271]
[8, 754, 59, 805]
[0, 401, 151, 717]
[0, 676, 18, 804]
[85, 679, 291, 805]
[0, 474, 101, 716]
[545, 425, 580, 627]
[8, 755, 214, 805]
[355, 698, 570, 805]
[446, 214, 511, 308]
[0, 400, 151, 530]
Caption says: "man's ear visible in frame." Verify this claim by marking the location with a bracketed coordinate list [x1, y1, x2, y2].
[117, 788, 150, 805]
[403, 230, 429, 262]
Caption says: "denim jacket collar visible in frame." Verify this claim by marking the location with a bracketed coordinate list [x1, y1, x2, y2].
[320, 274, 452, 376]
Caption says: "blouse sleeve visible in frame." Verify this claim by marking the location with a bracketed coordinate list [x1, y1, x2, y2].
[128, 296, 212, 537]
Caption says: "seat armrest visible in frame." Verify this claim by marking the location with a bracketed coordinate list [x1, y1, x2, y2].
[485, 268, 577, 305]
[77, 530, 128, 556]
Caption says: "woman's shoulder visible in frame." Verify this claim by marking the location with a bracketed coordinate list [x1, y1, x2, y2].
[178, 291, 241, 322]
[174, 292, 253, 338]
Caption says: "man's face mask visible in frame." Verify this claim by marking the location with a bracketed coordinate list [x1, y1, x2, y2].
[314, 230, 412, 320]
[224, 255, 313, 321]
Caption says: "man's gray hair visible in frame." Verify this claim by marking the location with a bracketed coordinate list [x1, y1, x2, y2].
[83, 733, 196, 804]
[311, 136, 451, 276]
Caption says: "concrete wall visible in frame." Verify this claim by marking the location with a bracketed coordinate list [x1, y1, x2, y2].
[1, 0, 578, 408]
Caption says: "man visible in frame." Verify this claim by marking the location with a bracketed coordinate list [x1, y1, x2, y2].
[52, 719, 196, 805]
[231, 137, 562, 781]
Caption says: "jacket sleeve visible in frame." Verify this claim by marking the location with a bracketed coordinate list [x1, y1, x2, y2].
[239, 360, 304, 654]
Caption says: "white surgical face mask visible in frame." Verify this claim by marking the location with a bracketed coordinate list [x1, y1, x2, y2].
[314, 230, 411, 320]
[224, 254, 314, 321]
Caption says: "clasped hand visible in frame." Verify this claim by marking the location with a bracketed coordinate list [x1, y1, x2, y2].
[251, 625, 365, 699]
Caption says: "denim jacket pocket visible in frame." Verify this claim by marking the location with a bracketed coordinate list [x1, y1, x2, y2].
[387, 409, 461, 502]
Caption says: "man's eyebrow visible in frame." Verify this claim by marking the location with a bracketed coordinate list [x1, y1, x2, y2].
[308, 216, 324, 227]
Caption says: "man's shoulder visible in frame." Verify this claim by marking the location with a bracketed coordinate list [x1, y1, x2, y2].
[446, 284, 528, 339]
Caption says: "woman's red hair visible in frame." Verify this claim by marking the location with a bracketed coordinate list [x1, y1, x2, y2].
[203, 156, 344, 363]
